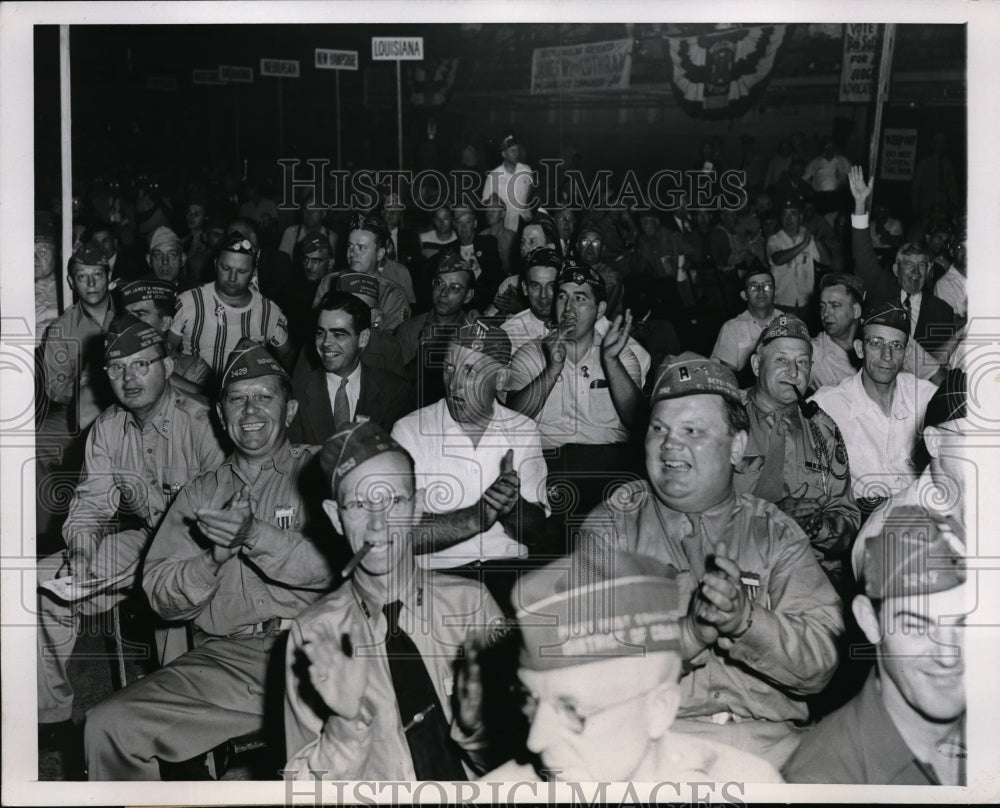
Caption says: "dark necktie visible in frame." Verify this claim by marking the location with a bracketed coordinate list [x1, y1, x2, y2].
[382, 600, 468, 781]
[902, 293, 915, 337]
[333, 375, 350, 427]
[386, 233, 398, 261]
[753, 412, 788, 503]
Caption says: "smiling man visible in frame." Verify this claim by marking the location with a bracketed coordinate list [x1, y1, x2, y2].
[84, 340, 334, 780]
[37, 314, 224, 755]
[784, 505, 967, 784]
[711, 268, 783, 383]
[849, 166, 957, 362]
[391, 322, 548, 611]
[288, 291, 413, 443]
[735, 315, 859, 589]
[167, 234, 294, 376]
[283, 419, 505, 780]
[576, 354, 843, 767]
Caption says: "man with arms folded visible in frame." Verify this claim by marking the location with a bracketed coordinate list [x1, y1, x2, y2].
[84, 341, 333, 779]
[577, 355, 843, 767]
[484, 549, 782, 783]
[284, 419, 504, 780]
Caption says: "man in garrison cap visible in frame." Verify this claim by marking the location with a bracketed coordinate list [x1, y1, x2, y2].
[284, 419, 505, 780]
[575, 354, 843, 768]
[37, 314, 225, 754]
[811, 299, 938, 519]
[784, 505, 967, 784]
[506, 260, 645, 517]
[766, 196, 821, 323]
[144, 226, 188, 287]
[313, 211, 411, 332]
[117, 279, 211, 393]
[482, 549, 782, 783]
[167, 234, 294, 376]
[391, 321, 549, 613]
[85, 340, 334, 780]
[734, 314, 859, 590]
[809, 272, 943, 393]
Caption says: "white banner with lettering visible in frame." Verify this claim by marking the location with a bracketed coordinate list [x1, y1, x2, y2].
[530, 38, 634, 94]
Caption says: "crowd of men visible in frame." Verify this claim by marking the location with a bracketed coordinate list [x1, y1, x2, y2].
[34, 129, 971, 786]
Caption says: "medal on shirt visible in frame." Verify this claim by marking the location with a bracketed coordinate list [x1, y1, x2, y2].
[161, 481, 183, 503]
[741, 571, 767, 607]
[274, 505, 296, 530]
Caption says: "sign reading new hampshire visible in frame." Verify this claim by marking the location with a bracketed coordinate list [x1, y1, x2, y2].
[316, 49, 359, 70]
[531, 38, 634, 94]
[371, 37, 424, 61]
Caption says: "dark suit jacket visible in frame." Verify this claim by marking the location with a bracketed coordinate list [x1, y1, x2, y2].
[852, 221, 956, 357]
[288, 364, 414, 444]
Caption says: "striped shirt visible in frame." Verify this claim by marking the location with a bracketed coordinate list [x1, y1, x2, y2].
[169, 282, 289, 375]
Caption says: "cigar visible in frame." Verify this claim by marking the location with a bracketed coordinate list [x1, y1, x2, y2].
[341, 541, 373, 578]
[792, 383, 818, 418]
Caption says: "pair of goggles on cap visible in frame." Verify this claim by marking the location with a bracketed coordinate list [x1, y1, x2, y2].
[222, 236, 259, 257]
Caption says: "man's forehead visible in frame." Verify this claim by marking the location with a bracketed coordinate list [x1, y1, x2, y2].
[527, 265, 558, 282]
[559, 281, 595, 298]
[884, 581, 968, 618]
[761, 337, 812, 358]
[821, 284, 853, 301]
[339, 453, 413, 497]
[651, 393, 726, 420]
[897, 256, 929, 268]
[437, 270, 470, 287]
[317, 308, 356, 331]
[151, 243, 181, 253]
[225, 376, 284, 395]
[745, 272, 773, 285]
[863, 322, 907, 340]
[72, 263, 109, 275]
[349, 229, 377, 244]
[219, 251, 254, 267]
[125, 302, 155, 315]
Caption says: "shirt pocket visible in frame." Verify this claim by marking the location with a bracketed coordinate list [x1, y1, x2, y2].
[588, 379, 620, 426]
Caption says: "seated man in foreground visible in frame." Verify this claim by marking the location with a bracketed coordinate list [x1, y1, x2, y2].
[484, 549, 782, 783]
[284, 419, 505, 780]
[577, 355, 843, 767]
[783, 504, 967, 784]
[84, 341, 334, 779]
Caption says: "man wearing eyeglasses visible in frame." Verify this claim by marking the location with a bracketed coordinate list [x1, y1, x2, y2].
[37, 314, 225, 755]
[284, 419, 505, 780]
[711, 268, 783, 385]
[84, 340, 334, 779]
[575, 224, 624, 323]
[483, 549, 782, 783]
[167, 234, 294, 376]
[810, 301, 937, 519]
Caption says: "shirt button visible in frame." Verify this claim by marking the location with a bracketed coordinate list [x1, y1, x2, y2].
[713, 691, 721, 700]
[257, 599, 265, 606]
[147, 448, 153, 454]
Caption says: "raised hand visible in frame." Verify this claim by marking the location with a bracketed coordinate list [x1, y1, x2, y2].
[298, 610, 368, 720]
[848, 165, 874, 207]
[600, 310, 634, 364]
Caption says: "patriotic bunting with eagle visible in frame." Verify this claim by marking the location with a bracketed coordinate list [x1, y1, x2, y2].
[667, 25, 787, 119]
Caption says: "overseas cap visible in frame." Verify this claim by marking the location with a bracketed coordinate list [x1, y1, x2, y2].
[556, 260, 606, 298]
[335, 272, 380, 301]
[820, 272, 866, 300]
[69, 244, 110, 269]
[862, 300, 910, 336]
[452, 320, 513, 366]
[517, 549, 683, 671]
[349, 211, 389, 242]
[755, 314, 811, 350]
[219, 338, 289, 394]
[104, 313, 164, 362]
[118, 279, 177, 310]
[434, 252, 475, 281]
[524, 247, 563, 272]
[852, 504, 966, 599]
[319, 418, 409, 496]
[650, 352, 742, 405]
[301, 231, 332, 256]
[148, 226, 182, 253]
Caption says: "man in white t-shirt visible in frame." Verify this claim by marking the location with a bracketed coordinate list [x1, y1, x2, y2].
[391, 322, 548, 612]
[482, 132, 534, 232]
